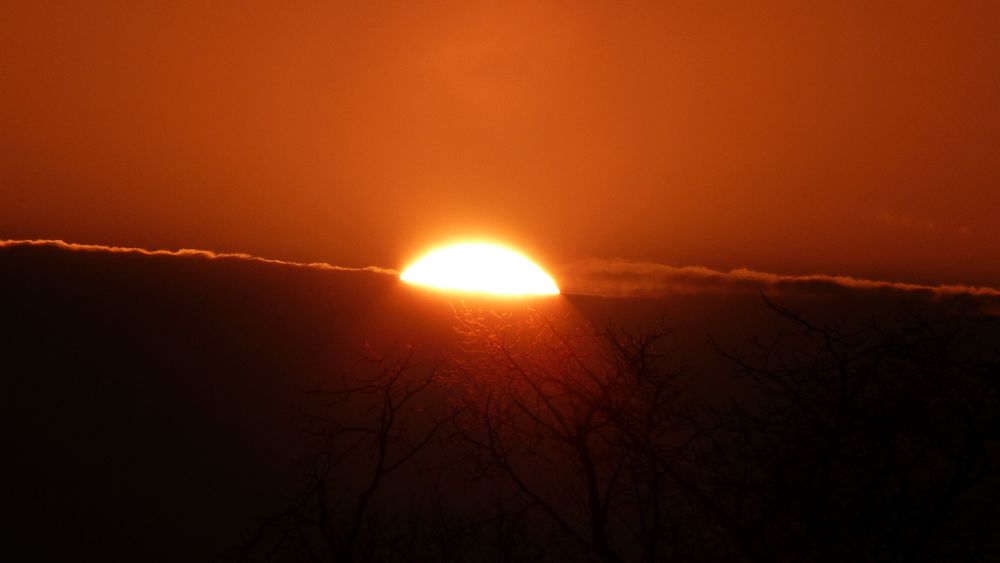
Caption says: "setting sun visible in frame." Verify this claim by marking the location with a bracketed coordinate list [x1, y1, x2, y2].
[400, 243, 560, 296]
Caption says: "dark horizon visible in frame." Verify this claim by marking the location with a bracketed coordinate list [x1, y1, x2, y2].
[4, 242, 999, 561]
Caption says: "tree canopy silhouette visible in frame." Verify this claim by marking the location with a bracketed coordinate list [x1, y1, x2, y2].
[239, 300, 1000, 562]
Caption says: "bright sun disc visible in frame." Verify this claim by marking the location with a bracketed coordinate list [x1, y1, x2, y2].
[401, 243, 560, 296]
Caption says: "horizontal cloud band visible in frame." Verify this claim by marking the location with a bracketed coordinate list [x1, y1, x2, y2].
[0, 239, 398, 275]
[4, 240, 997, 305]
[555, 258, 1000, 300]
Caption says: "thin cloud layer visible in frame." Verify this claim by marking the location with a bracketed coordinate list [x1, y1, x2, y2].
[556, 258, 1000, 301]
[0, 239, 399, 275]
[4, 240, 997, 309]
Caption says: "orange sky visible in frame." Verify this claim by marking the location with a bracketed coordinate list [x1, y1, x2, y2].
[3, 1, 998, 286]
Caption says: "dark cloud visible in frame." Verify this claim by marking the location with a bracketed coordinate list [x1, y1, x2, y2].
[5, 239, 998, 313]
[0, 239, 399, 275]
[556, 258, 1000, 303]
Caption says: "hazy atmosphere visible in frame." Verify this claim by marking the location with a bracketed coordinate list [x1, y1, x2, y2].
[4, 3, 1000, 562]
[4, 1, 999, 285]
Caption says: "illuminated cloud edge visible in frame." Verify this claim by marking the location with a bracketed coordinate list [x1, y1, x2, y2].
[0, 239, 398, 275]
[3, 240, 997, 305]
[555, 258, 1000, 300]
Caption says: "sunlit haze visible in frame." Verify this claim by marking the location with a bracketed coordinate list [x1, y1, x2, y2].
[401, 243, 559, 296]
[4, 2, 1000, 287]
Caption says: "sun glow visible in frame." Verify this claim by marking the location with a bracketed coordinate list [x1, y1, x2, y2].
[401, 243, 560, 296]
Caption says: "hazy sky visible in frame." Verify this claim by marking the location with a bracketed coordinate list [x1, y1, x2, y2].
[3, 1, 998, 286]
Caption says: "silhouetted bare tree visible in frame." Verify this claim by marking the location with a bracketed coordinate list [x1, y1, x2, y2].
[706, 298, 1000, 562]
[238, 300, 1000, 562]
[234, 344, 460, 563]
[448, 305, 704, 563]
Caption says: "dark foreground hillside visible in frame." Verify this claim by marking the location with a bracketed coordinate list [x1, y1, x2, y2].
[3, 243, 998, 562]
